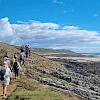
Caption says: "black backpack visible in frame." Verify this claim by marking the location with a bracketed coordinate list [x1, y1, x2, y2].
[13, 62, 19, 70]
[0, 68, 6, 81]
[25, 46, 29, 52]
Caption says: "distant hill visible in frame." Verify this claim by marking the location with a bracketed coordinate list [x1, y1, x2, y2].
[32, 48, 63, 54]
[32, 48, 83, 57]
[32, 48, 76, 53]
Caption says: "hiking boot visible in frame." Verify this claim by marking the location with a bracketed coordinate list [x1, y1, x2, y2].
[2, 95, 7, 99]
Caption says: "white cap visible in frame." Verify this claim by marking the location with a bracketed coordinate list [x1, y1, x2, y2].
[4, 61, 8, 65]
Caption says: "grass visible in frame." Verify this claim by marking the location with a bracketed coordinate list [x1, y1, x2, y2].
[17, 76, 40, 91]
[8, 76, 82, 100]
[8, 86, 82, 100]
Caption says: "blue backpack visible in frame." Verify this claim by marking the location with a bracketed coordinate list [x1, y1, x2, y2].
[0, 68, 6, 81]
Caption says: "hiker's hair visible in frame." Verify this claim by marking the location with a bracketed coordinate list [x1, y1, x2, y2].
[21, 49, 24, 52]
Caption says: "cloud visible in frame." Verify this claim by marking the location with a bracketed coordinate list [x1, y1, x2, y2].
[0, 17, 24, 45]
[0, 17, 13, 35]
[63, 26, 79, 30]
[0, 17, 100, 53]
[53, 0, 64, 4]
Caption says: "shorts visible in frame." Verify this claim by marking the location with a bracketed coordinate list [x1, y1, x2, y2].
[2, 77, 10, 85]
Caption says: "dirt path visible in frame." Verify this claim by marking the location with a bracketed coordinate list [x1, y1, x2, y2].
[0, 79, 17, 100]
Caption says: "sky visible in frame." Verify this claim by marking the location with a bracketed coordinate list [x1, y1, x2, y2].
[0, 0, 100, 53]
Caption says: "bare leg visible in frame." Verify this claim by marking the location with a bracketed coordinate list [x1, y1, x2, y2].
[3, 84, 7, 97]
[15, 71, 17, 79]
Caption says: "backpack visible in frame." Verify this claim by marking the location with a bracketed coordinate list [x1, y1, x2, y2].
[13, 62, 19, 70]
[25, 46, 29, 52]
[20, 53, 24, 59]
[0, 68, 6, 81]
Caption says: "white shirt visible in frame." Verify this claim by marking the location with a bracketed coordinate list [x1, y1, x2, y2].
[4, 67, 12, 78]
[2, 67, 12, 85]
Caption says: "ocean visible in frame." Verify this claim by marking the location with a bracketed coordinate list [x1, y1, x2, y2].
[82, 53, 100, 56]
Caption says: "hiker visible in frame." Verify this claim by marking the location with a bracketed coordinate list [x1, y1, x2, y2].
[13, 59, 21, 79]
[20, 45, 25, 52]
[4, 56, 10, 68]
[3, 52, 8, 58]
[28, 45, 31, 56]
[14, 52, 18, 60]
[19, 50, 25, 65]
[3, 52, 9, 61]
[0, 62, 12, 99]
[25, 45, 29, 59]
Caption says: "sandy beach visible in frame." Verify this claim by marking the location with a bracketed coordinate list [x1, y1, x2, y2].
[46, 56, 100, 62]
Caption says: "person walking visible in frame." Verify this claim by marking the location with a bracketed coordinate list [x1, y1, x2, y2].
[3, 52, 9, 62]
[25, 45, 29, 59]
[0, 62, 12, 99]
[3, 52, 9, 59]
[20, 45, 25, 53]
[19, 50, 25, 65]
[14, 52, 18, 60]
[4, 56, 10, 69]
[28, 45, 31, 56]
[13, 59, 21, 79]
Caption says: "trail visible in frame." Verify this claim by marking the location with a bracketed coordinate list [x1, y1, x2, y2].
[0, 55, 31, 100]
[0, 79, 17, 100]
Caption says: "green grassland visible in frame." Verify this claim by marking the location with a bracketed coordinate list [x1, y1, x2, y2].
[8, 77, 82, 100]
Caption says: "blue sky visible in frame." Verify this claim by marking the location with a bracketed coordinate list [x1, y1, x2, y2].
[0, 0, 100, 53]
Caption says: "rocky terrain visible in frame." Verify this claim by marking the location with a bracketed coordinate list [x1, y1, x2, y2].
[1, 42, 100, 100]
[45, 56, 100, 100]
[32, 48, 100, 100]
